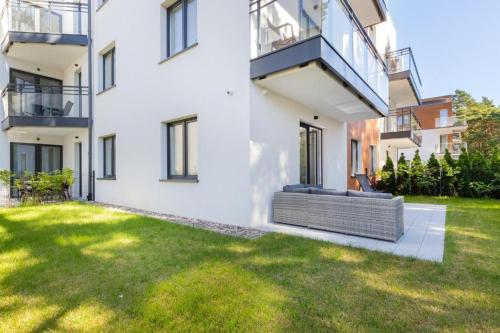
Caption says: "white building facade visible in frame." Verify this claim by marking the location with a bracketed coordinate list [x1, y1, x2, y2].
[0, 0, 90, 199]
[1, 0, 411, 228]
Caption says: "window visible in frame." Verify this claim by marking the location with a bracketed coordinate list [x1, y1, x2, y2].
[369, 145, 377, 175]
[167, 117, 198, 179]
[167, 0, 197, 57]
[102, 48, 115, 90]
[351, 140, 359, 176]
[299, 123, 322, 185]
[102, 136, 115, 178]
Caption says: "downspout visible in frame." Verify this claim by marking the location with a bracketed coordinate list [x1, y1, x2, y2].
[87, 0, 94, 201]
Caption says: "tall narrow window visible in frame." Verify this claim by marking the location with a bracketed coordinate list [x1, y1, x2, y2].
[299, 123, 322, 185]
[369, 145, 377, 175]
[102, 48, 115, 90]
[103, 136, 115, 178]
[167, 0, 197, 57]
[351, 140, 359, 176]
[167, 117, 198, 180]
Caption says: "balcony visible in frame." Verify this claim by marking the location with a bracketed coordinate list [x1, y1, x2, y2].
[1, 83, 88, 131]
[381, 108, 422, 147]
[250, 0, 389, 122]
[0, 0, 88, 70]
[436, 142, 468, 158]
[435, 116, 467, 132]
[386, 47, 422, 109]
[348, 0, 388, 27]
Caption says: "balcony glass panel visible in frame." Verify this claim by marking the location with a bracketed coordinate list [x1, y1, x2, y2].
[250, 0, 388, 104]
[2, 84, 88, 118]
[0, 0, 88, 40]
[435, 116, 467, 128]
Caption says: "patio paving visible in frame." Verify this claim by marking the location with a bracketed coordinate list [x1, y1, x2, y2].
[259, 203, 447, 263]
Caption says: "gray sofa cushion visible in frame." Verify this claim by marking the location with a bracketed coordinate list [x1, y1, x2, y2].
[283, 184, 322, 192]
[347, 190, 393, 199]
[283, 184, 306, 192]
[290, 188, 312, 194]
[310, 188, 347, 196]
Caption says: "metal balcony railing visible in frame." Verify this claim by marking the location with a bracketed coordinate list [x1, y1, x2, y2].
[385, 47, 422, 99]
[0, 0, 88, 40]
[2, 83, 88, 118]
[382, 108, 423, 146]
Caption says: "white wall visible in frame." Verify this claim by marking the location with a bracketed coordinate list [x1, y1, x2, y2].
[400, 129, 445, 161]
[249, 88, 347, 227]
[92, 0, 253, 226]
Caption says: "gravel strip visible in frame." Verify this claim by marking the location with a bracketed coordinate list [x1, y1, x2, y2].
[92, 202, 268, 239]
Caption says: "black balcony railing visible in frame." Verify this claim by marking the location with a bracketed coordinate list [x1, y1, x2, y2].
[385, 47, 422, 100]
[382, 108, 422, 146]
[2, 83, 88, 118]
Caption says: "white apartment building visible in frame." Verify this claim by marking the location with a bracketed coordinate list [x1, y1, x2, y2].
[1, 0, 421, 228]
[0, 0, 90, 199]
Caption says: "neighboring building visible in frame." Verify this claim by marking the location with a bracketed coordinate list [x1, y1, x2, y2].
[399, 95, 467, 161]
[0, 0, 90, 199]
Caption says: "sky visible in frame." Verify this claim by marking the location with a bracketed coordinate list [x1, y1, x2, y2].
[389, 0, 500, 105]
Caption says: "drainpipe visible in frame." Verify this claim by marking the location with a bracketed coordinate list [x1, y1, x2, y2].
[87, 0, 94, 201]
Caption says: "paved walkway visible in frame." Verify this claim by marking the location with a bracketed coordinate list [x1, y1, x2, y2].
[259, 203, 447, 262]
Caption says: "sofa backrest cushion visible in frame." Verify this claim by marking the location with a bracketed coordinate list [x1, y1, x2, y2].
[290, 188, 312, 194]
[347, 190, 393, 199]
[283, 184, 323, 192]
[310, 188, 347, 196]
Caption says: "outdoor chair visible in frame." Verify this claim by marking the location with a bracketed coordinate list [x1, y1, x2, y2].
[267, 18, 297, 51]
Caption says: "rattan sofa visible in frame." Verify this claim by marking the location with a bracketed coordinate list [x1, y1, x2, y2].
[273, 189, 404, 242]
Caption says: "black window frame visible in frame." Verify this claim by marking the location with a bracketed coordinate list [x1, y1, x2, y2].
[351, 139, 359, 176]
[102, 135, 116, 179]
[300, 122, 323, 186]
[167, 117, 198, 180]
[102, 47, 115, 91]
[369, 145, 376, 175]
[166, 0, 197, 57]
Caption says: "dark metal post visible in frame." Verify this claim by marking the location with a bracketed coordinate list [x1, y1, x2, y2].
[87, 1, 94, 201]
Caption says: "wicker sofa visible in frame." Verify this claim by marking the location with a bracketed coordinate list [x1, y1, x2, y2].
[273, 186, 404, 242]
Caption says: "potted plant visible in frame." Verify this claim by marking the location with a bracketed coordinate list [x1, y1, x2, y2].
[0, 169, 13, 202]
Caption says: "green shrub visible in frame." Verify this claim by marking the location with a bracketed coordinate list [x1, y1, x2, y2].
[396, 153, 410, 195]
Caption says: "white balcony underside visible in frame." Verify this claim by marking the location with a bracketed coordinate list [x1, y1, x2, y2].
[381, 137, 419, 149]
[6, 43, 87, 70]
[255, 63, 380, 122]
[348, 0, 386, 27]
[389, 77, 419, 109]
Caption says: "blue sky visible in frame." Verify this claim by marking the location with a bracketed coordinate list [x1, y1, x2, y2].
[389, 0, 500, 104]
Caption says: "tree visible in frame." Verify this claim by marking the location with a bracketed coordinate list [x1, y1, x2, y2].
[453, 90, 500, 156]
[426, 153, 441, 195]
[441, 150, 459, 196]
[380, 155, 396, 194]
[396, 153, 410, 195]
[410, 150, 425, 195]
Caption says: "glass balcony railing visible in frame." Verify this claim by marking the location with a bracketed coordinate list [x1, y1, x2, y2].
[436, 143, 468, 156]
[386, 47, 422, 99]
[435, 116, 467, 128]
[2, 83, 88, 118]
[382, 108, 422, 145]
[0, 0, 88, 40]
[250, 0, 389, 104]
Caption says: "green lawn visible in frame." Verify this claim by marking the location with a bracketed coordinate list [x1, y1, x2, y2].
[0, 197, 498, 332]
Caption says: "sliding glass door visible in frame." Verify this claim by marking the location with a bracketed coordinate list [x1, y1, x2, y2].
[299, 123, 322, 185]
[11, 143, 62, 178]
